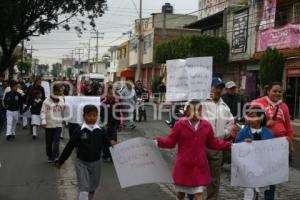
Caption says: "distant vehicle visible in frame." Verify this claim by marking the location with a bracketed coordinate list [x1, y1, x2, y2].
[77, 73, 106, 96]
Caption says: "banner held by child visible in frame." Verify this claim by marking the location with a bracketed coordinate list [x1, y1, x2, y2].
[231, 137, 289, 188]
[110, 137, 172, 188]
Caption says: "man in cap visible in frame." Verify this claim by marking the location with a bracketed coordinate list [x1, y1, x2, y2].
[222, 81, 246, 119]
[201, 77, 234, 200]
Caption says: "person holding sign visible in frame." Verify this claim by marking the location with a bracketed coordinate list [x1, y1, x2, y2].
[201, 77, 234, 200]
[252, 82, 295, 200]
[55, 105, 117, 200]
[155, 100, 232, 200]
[235, 106, 274, 200]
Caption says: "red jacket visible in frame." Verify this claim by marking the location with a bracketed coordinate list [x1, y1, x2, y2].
[253, 96, 294, 139]
[156, 118, 231, 187]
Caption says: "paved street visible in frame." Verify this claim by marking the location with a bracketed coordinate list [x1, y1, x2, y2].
[0, 108, 300, 200]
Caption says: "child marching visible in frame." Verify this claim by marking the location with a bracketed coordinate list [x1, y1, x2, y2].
[30, 91, 43, 140]
[55, 105, 117, 200]
[235, 106, 274, 200]
[41, 85, 64, 163]
[4, 81, 23, 141]
[155, 100, 232, 200]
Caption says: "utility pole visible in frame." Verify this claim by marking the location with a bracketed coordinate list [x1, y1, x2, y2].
[75, 48, 84, 62]
[28, 46, 38, 75]
[136, 0, 143, 81]
[91, 31, 104, 62]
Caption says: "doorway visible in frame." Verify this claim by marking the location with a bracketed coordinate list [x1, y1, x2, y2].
[286, 77, 300, 120]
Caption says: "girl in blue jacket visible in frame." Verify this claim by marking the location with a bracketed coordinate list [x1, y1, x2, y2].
[235, 106, 274, 200]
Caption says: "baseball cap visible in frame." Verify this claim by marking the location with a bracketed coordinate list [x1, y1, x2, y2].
[225, 81, 237, 89]
[212, 77, 225, 87]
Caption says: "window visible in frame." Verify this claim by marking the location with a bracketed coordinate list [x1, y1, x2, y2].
[275, 6, 289, 26]
[294, 3, 300, 23]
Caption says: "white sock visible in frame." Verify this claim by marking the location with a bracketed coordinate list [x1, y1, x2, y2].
[33, 126, 37, 136]
[78, 191, 89, 200]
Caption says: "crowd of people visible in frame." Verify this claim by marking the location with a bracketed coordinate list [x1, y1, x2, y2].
[0, 75, 295, 200]
[156, 77, 295, 200]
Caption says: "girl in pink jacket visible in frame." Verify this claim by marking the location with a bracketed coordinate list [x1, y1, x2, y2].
[156, 100, 231, 200]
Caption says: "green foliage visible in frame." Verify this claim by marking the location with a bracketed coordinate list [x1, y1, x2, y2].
[17, 61, 32, 74]
[155, 35, 229, 64]
[259, 48, 285, 87]
[0, 0, 107, 73]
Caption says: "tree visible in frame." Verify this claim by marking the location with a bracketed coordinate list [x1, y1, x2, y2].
[51, 63, 62, 77]
[37, 64, 49, 76]
[259, 48, 285, 87]
[17, 61, 32, 74]
[155, 35, 229, 64]
[0, 0, 107, 73]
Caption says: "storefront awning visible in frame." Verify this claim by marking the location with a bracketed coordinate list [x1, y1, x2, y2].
[120, 70, 135, 78]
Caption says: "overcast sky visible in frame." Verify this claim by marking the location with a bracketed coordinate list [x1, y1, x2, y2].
[26, 0, 198, 65]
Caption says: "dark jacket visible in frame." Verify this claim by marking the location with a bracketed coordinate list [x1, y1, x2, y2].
[100, 96, 121, 137]
[30, 99, 43, 115]
[26, 85, 45, 105]
[222, 93, 245, 119]
[235, 125, 274, 143]
[58, 126, 110, 165]
[4, 91, 23, 112]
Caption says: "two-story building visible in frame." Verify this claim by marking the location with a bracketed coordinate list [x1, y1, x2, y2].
[254, 0, 300, 119]
[128, 3, 201, 89]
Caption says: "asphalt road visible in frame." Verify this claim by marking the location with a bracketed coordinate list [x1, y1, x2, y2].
[0, 123, 175, 200]
[0, 126, 61, 200]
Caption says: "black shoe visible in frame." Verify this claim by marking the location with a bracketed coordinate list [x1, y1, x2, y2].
[23, 126, 28, 129]
[6, 135, 11, 141]
[32, 136, 36, 140]
[130, 125, 136, 130]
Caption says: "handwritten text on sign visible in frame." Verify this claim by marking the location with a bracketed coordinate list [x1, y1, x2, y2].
[166, 57, 212, 101]
[110, 137, 172, 188]
[231, 137, 289, 188]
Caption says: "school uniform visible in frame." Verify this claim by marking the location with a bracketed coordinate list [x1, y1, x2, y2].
[29, 99, 43, 137]
[41, 96, 64, 161]
[57, 123, 109, 200]
[156, 117, 231, 194]
[235, 125, 274, 200]
[4, 91, 23, 137]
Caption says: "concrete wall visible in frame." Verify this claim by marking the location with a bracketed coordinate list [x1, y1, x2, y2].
[226, 5, 260, 62]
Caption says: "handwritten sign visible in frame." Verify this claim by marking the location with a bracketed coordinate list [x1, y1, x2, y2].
[166, 57, 212, 101]
[231, 137, 289, 188]
[64, 96, 101, 124]
[110, 137, 172, 188]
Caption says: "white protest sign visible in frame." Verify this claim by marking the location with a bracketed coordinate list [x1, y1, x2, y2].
[41, 81, 50, 98]
[64, 96, 100, 124]
[166, 59, 189, 102]
[186, 57, 212, 100]
[231, 137, 289, 188]
[110, 137, 173, 188]
[166, 57, 212, 101]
